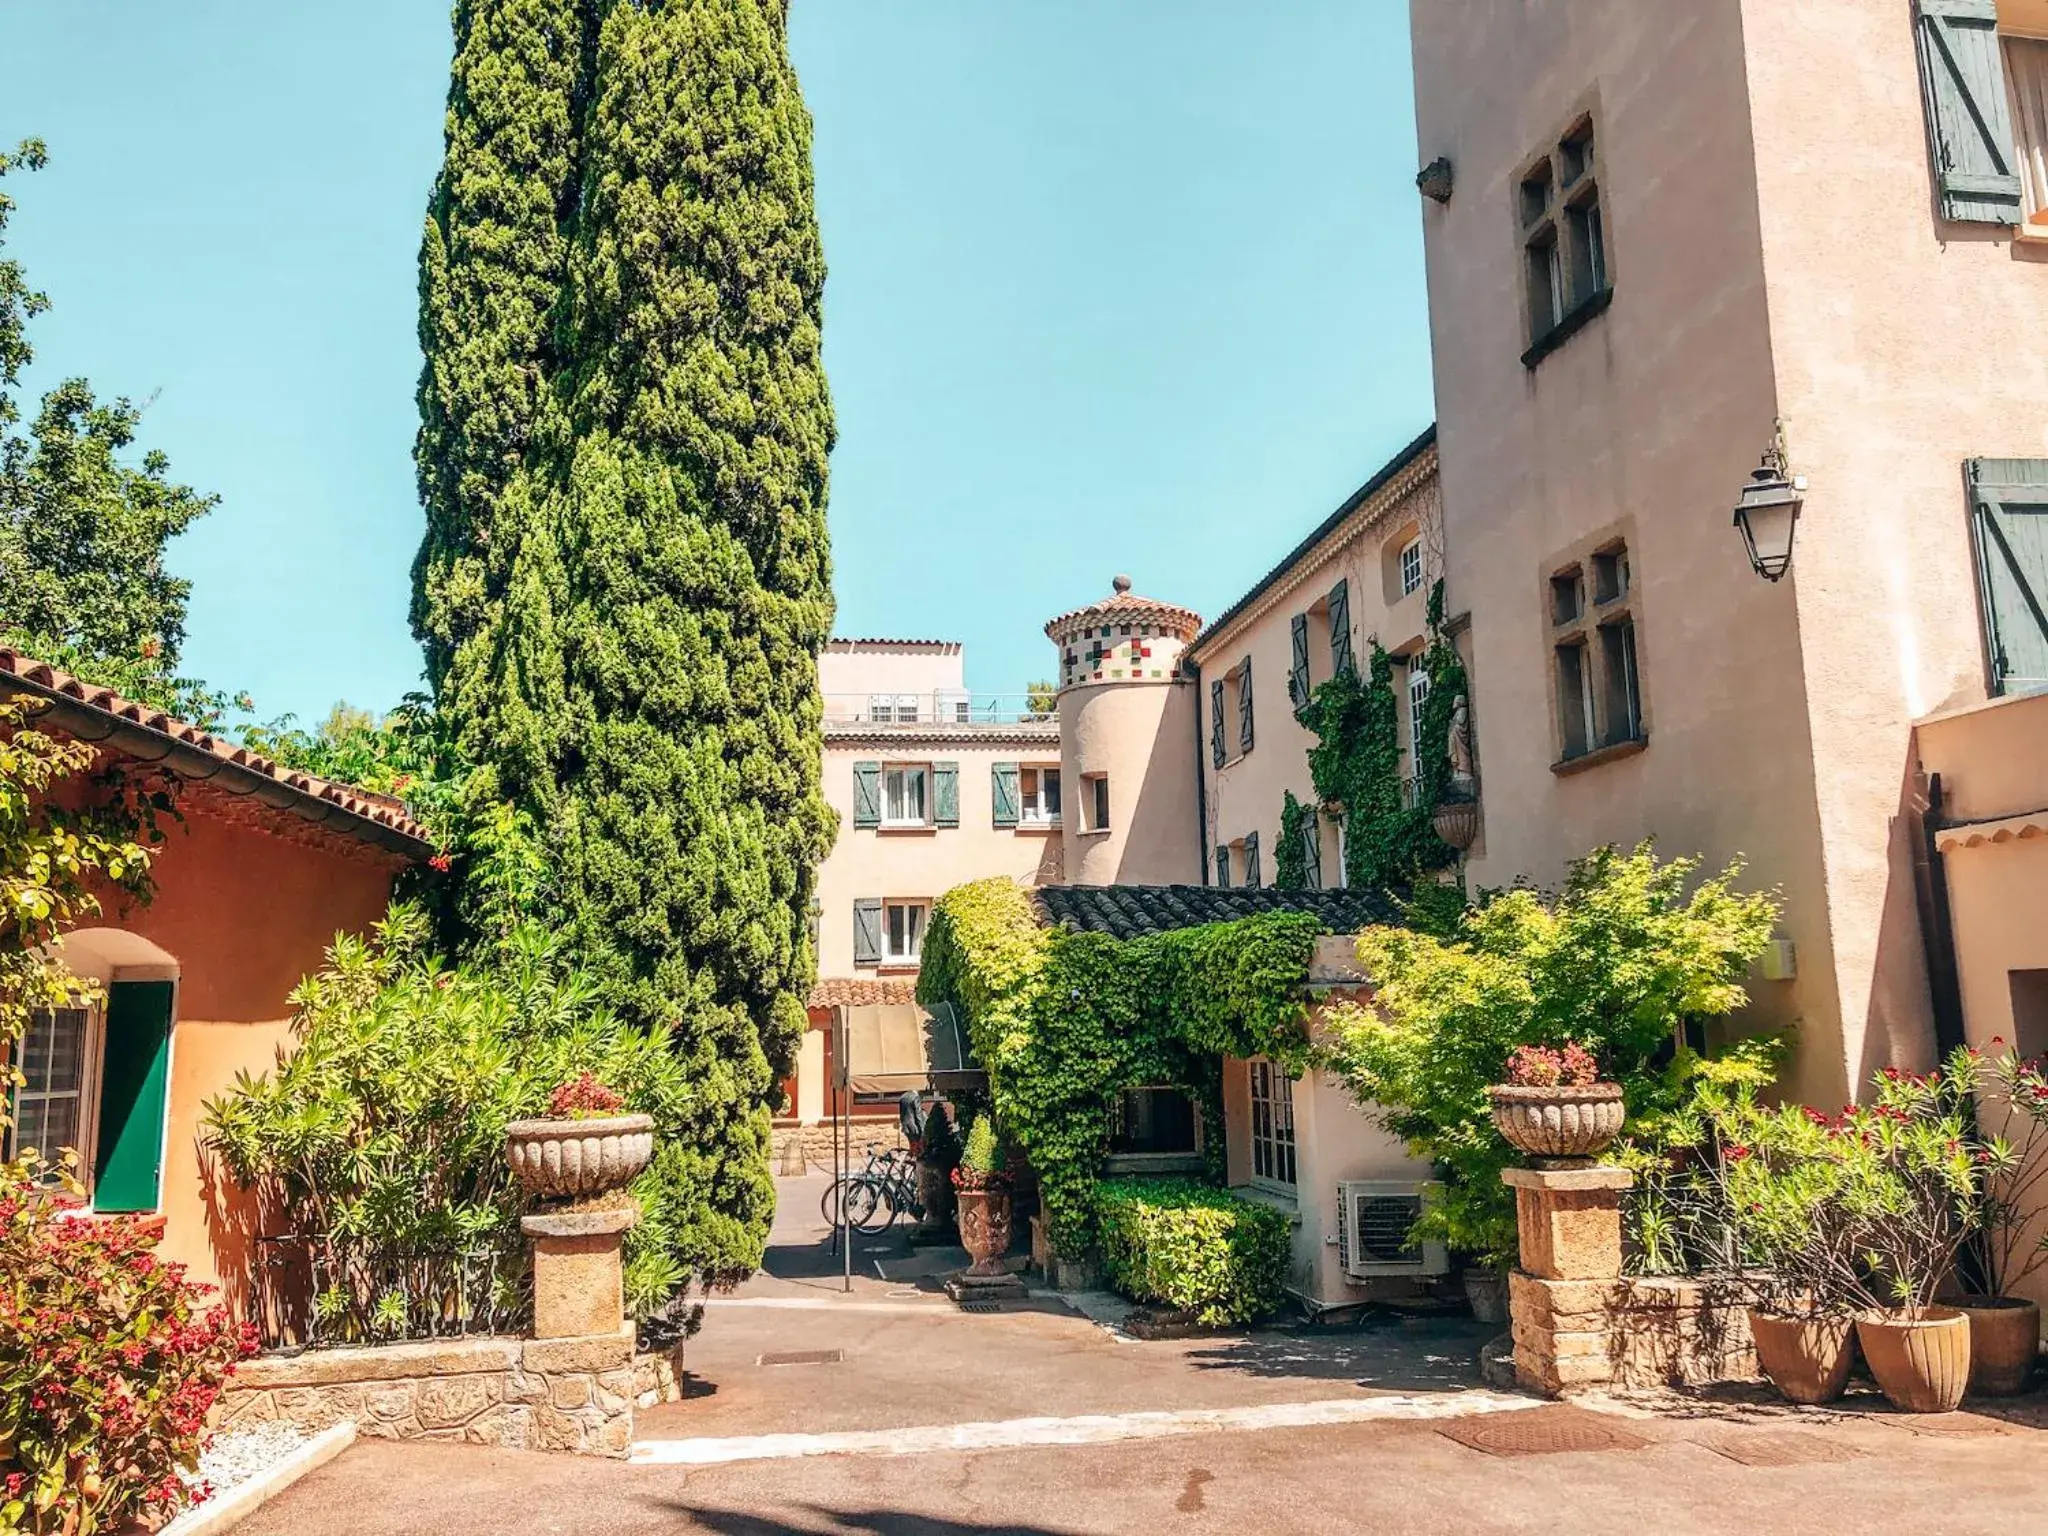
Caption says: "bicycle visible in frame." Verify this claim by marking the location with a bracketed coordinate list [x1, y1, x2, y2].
[821, 1144, 925, 1236]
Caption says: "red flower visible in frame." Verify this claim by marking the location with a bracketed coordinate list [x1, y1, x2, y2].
[428, 852, 453, 873]
[1725, 1145, 1753, 1163]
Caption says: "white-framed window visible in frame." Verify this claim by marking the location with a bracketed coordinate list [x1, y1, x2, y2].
[1247, 1057, 1297, 1192]
[1020, 765, 1062, 825]
[2005, 29, 2048, 229]
[6, 1004, 102, 1188]
[1398, 536, 1424, 597]
[1407, 666, 1431, 770]
[884, 900, 929, 964]
[882, 764, 930, 827]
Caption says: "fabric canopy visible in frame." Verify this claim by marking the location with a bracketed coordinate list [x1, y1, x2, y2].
[837, 1001, 982, 1095]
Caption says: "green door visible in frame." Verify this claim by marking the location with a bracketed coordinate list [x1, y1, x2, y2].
[93, 980, 173, 1212]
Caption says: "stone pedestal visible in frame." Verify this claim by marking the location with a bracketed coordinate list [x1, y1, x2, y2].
[1502, 1164, 1631, 1396]
[524, 1201, 638, 1342]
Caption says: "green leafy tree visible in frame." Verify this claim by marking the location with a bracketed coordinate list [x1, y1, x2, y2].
[1324, 844, 1779, 1266]
[412, 0, 837, 1287]
[0, 142, 216, 675]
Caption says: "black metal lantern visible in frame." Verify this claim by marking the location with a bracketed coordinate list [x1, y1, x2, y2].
[1733, 450, 1804, 582]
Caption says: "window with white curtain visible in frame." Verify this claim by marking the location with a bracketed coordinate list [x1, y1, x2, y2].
[2008, 34, 2048, 228]
[7, 1006, 100, 1187]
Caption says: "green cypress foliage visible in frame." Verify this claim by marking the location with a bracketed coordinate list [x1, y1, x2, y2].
[413, 0, 836, 1287]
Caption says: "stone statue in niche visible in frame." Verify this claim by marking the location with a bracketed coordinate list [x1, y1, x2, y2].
[1447, 692, 1477, 790]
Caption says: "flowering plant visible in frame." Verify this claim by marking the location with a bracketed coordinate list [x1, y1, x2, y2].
[950, 1114, 1009, 1193]
[1502, 1043, 1601, 1089]
[1967, 1040, 2048, 1297]
[547, 1072, 627, 1119]
[0, 1152, 255, 1534]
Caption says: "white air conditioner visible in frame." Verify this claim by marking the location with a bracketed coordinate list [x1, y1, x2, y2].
[1336, 1179, 1448, 1280]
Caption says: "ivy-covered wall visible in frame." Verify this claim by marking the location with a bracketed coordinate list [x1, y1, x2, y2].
[917, 879, 1320, 1256]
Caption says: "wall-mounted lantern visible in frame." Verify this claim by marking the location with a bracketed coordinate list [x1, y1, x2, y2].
[1416, 157, 1455, 204]
[1732, 445, 1805, 583]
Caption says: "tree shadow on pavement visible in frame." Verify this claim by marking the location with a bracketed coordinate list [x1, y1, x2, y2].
[1180, 1315, 1492, 1391]
[671, 1502, 1089, 1536]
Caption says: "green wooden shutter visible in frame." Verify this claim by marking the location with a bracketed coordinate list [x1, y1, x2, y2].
[1301, 812, 1322, 890]
[1209, 679, 1227, 767]
[1237, 657, 1255, 754]
[1915, 0, 2023, 225]
[853, 899, 884, 966]
[852, 762, 882, 829]
[1215, 846, 1231, 888]
[1328, 579, 1354, 676]
[1969, 458, 2048, 696]
[991, 763, 1020, 827]
[92, 980, 173, 1213]
[1243, 831, 1261, 889]
[1288, 614, 1311, 708]
[933, 762, 960, 827]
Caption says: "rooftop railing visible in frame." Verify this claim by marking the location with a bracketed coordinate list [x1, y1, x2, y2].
[822, 691, 1057, 727]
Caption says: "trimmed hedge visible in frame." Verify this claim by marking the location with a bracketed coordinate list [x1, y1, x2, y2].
[1094, 1179, 1291, 1326]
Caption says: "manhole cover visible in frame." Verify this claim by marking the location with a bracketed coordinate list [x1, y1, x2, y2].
[1709, 1431, 1864, 1467]
[1436, 1407, 1650, 1458]
[756, 1349, 844, 1367]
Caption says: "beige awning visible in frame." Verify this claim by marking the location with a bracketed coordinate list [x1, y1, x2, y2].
[836, 1001, 982, 1095]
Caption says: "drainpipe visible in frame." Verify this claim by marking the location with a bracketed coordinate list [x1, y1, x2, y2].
[1914, 772, 1969, 1059]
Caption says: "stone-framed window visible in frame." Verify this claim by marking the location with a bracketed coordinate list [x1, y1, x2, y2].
[1518, 107, 1610, 366]
[1545, 529, 1646, 771]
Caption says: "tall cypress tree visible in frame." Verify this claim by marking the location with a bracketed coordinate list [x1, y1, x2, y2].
[412, 0, 587, 798]
[413, 0, 835, 1286]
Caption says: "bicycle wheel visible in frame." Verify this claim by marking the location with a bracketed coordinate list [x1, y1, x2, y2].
[844, 1176, 888, 1234]
[819, 1176, 855, 1229]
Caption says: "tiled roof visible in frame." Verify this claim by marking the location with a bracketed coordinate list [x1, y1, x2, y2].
[0, 648, 432, 856]
[1043, 576, 1202, 643]
[824, 721, 1059, 747]
[1031, 884, 1396, 940]
[826, 638, 960, 652]
[808, 976, 920, 1009]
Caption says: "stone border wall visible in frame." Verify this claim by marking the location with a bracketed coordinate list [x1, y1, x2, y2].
[771, 1121, 908, 1170]
[220, 1323, 684, 1457]
[1510, 1273, 1759, 1395]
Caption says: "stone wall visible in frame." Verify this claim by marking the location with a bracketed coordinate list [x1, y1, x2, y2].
[771, 1120, 908, 1170]
[1510, 1272, 1759, 1395]
[219, 1323, 682, 1457]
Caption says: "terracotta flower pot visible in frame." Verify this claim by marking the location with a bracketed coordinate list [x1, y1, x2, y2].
[505, 1114, 655, 1201]
[1486, 1083, 1626, 1163]
[1748, 1310, 1855, 1405]
[1955, 1297, 2041, 1397]
[956, 1186, 1014, 1277]
[1857, 1306, 1972, 1413]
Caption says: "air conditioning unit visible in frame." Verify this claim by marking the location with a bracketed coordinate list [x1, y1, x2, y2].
[1336, 1180, 1448, 1280]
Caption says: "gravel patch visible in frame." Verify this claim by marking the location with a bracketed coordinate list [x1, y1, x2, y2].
[181, 1421, 309, 1505]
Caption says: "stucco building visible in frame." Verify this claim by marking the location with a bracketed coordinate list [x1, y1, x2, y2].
[1409, 0, 2048, 1107]
[1, 648, 427, 1308]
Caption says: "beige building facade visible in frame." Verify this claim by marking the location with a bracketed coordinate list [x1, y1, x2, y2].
[1410, 0, 2048, 1106]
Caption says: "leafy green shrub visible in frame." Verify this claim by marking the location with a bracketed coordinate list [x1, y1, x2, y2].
[1326, 844, 1779, 1267]
[203, 905, 721, 1332]
[0, 1154, 253, 1535]
[953, 1115, 1006, 1192]
[1094, 1179, 1290, 1325]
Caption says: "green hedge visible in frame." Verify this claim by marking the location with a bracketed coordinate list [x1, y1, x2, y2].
[1094, 1178, 1291, 1326]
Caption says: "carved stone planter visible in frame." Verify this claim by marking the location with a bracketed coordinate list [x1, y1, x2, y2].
[506, 1114, 655, 1202]
[1432, 798, 1480, 852]
[1487, 1084, 1625, 1164]
[956, 1186, 1014, 1277]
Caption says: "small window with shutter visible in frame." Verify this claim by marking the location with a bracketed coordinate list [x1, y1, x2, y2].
[1242, 830, 1262, 889]
[991, 762, 1021, 828]
[1236, 656, 1255, 755]
[853, 898, 884, 967]
[1215, 845, 1231, 888]
[932, 762, 959, 828]
[1967, 458, 2048, 696]
[1288, 613, 1312, 708]
[1299, 811, 1322, 890]
[852, 762, 882, 829]
[1914, 0, 2025, 225]
[1328, 578, 1354, 677]
[1209, 678, 1227, 768]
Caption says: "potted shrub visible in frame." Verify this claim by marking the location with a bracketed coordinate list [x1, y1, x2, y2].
[1947, 1042, 2045, 1396]
[506, 1072, 656, 1203]
[952, 1115, 1013, 1276]
[1487, 1043, 1625, 1164]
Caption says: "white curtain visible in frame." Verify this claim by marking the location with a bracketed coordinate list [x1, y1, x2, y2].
[2010, 37, 2048, 227]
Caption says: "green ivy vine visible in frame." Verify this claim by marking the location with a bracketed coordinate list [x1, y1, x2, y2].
[1293, 578, 1463, 894]
[918, 879, 1321, 1257]
[1273, 790, 1312, 891]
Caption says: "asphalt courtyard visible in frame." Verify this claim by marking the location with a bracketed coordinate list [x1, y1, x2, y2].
[235, 1177, 2048, 1535]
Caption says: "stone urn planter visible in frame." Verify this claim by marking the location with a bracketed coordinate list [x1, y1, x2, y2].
[956, 1185, 1014, 1277]
[1487, 1083, 1626, 1164]
[1431, 796, 1480, 853]
[1954, 1297, 2041, 1397]
[506, 1114, 655, 1202]
[1463, 1267, 1508, 1325]
[1857, 1306, 1972, 1412]
[1748, 1311, 1855, 1405]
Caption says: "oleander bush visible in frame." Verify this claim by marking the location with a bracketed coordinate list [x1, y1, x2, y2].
[0, 1154, 254, 1536]
[1094, 1178, 1290, 1326]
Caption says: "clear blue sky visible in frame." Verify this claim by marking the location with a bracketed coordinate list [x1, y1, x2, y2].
[3, 2, 1431, 722]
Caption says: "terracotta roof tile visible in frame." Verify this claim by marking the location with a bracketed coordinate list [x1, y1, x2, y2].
[1043, 576, 1202, 644]
[1031, 884, 1394, 941]
[807, 976, 920, 1009]
[0, 648, 432, 854]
